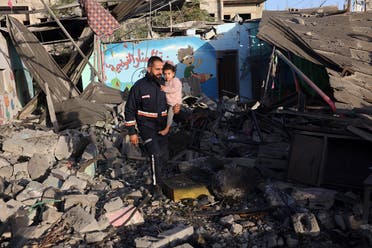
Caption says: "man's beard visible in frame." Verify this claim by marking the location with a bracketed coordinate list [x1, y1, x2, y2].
[147, 72, 164, 84]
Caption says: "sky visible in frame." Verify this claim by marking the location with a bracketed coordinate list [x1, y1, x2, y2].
[264, 0, 346, 10]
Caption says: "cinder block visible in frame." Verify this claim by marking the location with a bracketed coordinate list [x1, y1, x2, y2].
[162, 175, 210, 202]
[292, 212, 320, 236]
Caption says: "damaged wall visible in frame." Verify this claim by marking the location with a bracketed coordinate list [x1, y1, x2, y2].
[0, 32, 21, 124]
[87, 22, 270, 100]
[101, 36, 218, 98]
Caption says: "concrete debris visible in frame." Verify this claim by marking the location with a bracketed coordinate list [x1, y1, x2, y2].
[16, 181, 46, 205]
[0, 199, 24, 222]
[105, 205, 144, 227]
[61, 175, 87, 192]
[27, 153, 55, 180]
[12, 162, 29, 180]
[0, 157, 13, 179]
[2, 129, 58, 157]
[42, 207, 63, 224]
[292, 212, 320, 236]
[64, 205, 102, 233]
[63, 194, 99, 214]
[135, 225, 194, 248]
[0, 90, 370, 247]
[85, 231, 108, 243]
[291, 187, 337, 210]
[103, 196, 124, 212]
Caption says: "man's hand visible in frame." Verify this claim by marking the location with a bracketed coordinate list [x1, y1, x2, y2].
[173, 103, 181, 114]
[129, 134, 139, 146]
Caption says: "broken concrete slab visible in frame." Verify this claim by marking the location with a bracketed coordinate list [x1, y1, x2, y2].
[220, 215, 235, 225]
[27, 153, 55, 180]
[51, 166, 71, 180]
[2, 129, 58, 157]
[0, 199, 24, 222]
[61, 175, 87, 192]
[12, 162, 30, 180]
[42, 175, 62, 189]
[291, 187, 337, 210]
[174, 243, 194, 248]
[135, 225, 194, 248]
[230, 223, 243, 235]
[85, 231, 108, 243]
[54, 132, 82, 160]
[105, 205, 144, 227]
[104, 196, 124, 213]
[0, 157, 13, 179]
[4, 181, 24, 198]
[63, 194, 99, 214]
[16, 181, 46, 205]
[292, 213, 320, 236]
[64, 205, 102, 233]
[127, 190, 143, 199]
[42, 207, 63, 224]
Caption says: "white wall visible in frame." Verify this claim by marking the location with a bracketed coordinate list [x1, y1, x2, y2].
[208, 22, 255, 99]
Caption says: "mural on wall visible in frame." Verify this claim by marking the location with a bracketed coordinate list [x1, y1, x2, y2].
[0, 33, 21, 125]
[102, 36, 218, 99]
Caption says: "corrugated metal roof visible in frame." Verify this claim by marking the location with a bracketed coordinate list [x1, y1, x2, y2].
[257, 10, 372, 110]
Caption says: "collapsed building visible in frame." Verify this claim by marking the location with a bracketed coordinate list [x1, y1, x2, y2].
[0, 0, 371, 247]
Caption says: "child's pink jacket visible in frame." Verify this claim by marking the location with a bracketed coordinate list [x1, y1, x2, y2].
[162, 77, 182, 106]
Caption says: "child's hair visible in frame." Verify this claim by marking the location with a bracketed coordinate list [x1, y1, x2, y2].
[163, 62, 176, 73]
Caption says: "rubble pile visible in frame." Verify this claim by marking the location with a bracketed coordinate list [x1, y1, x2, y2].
[0, 96, 371, 248]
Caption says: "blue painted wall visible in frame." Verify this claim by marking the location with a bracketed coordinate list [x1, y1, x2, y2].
[83, 21, 268, 101]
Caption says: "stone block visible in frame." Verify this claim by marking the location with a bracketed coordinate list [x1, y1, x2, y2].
[105, 205, 144, 227]
[85, 231, 108, 243]
[104, 196, 124, 213]
[54, 133, 81, 160]
[0, 199, 24, 222]
[162, 175, 211, 202]
[220, 215, 235, 225]
[12, 162, 29, 180]
[16, 181, 46, 205]
[174, 244, 194, 248]
[4, 182, 24, 198]
[0, 157, 13, 179]
[27, 153, 55, 180]
[291, 187, 337, 210]
[42, 207, 63, 224]
[51, 167, 71, 180]
[63, 194, 99, 214]
[230, 223, 243, 235]
[126, 190, 143, 199]
[2, 129, 58, 157]
[292, 213, 320, 236]
[43, 175, 62, 189]
[64, 205, 102, 233]
[61, 175, 87, 192]
[135, 225, 194, 248]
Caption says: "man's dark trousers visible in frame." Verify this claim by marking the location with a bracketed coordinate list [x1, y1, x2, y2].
[140, 126, 169, 185]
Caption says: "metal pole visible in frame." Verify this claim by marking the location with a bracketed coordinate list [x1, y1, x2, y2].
[262, 46, 276, 100]
[40, 0, 103, 83]
[275, 50, 336, 113]
[170, 1, 172, 33]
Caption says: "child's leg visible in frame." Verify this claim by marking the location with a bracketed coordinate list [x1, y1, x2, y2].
[159, 106, 173, 136]
[166, 105, 174, 127]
